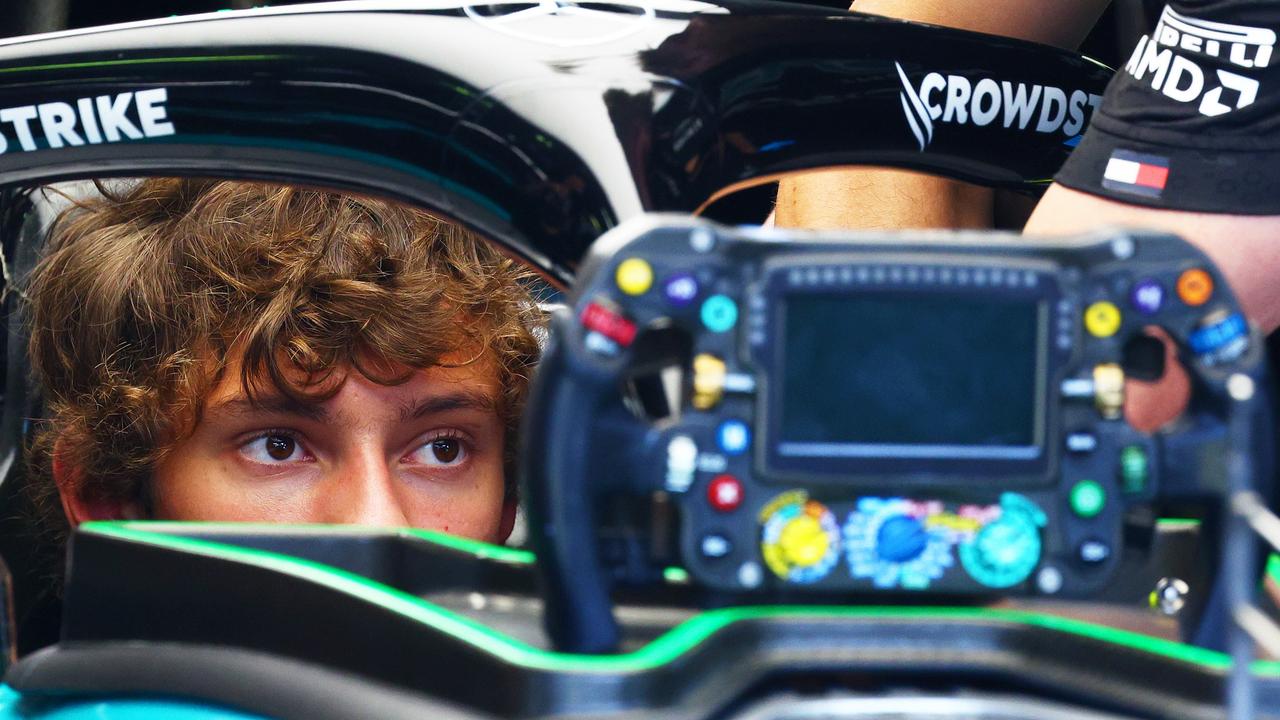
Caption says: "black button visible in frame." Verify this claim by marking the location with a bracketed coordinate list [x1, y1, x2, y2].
[1078, 538, 1111, 565]
[700, 533, 732, 559]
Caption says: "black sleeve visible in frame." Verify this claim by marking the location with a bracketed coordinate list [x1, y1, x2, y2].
[1055, 1, 1280, 214]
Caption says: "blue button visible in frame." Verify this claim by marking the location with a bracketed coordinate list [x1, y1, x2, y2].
[701, 294, 738, 333]
[664, 273, 699, 306]
[717, 419, 750, 455]
[1189, 312, 1247, 355]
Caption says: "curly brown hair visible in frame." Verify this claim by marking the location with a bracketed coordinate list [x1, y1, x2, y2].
[26, 178, 544, 529]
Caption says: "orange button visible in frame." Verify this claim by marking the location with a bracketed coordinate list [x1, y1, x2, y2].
[1176, 268, 1213, 306]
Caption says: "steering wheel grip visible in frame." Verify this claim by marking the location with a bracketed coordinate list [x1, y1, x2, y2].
[522, 309, 623, 653]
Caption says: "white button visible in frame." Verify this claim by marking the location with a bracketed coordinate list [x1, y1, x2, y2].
[690, 227, 715, 253]
[1060, 378, 1095, 398]
[584, 332, 620, 356]
[1066, 433, 1098, 453]
[1079, 540, 1111, 564]
[701, 534, 731, 558]
[664, 435, 697, 493]
[1037, 566, 1063, 595]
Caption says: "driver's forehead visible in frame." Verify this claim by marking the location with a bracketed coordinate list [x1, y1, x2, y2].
[28, 177, 541, 410]
[201, 350, 504, 426]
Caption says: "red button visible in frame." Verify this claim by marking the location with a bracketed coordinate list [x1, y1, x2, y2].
[581, 300, 637, 346]
[707, 474, 744, 513]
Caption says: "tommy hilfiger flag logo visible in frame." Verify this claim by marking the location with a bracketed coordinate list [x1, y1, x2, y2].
[1102, 149, 1170, 198]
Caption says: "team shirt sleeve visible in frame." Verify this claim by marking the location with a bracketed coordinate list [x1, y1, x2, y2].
[1055, 1, 1280, 214]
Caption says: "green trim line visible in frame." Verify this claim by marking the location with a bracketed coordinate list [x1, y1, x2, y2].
[401, 528, 535, 564]
[0, 54, 287, 76]
[77, 521, 1280, 676]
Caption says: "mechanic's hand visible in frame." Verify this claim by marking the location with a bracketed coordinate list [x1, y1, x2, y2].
[1124, 328, 1190, 433]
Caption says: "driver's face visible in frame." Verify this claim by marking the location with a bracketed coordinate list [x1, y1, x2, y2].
[148, 354, 512, 543]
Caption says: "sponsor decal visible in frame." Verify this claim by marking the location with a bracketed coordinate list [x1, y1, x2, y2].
[895, 62, 1102, 151]
[1102, 149, 1170, 199]
[0, 88, 174, 154]
[1124, 5, 1274, 117]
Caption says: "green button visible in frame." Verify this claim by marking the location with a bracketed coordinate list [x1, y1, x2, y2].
[1070, 480, 1106, 519]
[1120, 445, 1148, 494]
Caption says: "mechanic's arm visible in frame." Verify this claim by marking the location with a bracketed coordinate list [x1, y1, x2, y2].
[1028, 192, 1280, 334]
[773, 0, 1110, 230]
[845, 0, 1108, 46]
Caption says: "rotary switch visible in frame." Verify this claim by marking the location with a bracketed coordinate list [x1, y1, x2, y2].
[760, 492, 840, 584]
[958, 493, 1047, 589]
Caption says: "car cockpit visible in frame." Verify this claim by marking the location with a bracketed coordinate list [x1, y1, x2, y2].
[0, 3, 1275, 719]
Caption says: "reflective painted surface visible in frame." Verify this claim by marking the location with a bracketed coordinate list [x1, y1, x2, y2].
[0, 0, 1111, 283]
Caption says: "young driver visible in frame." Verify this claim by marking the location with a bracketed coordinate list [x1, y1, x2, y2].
[25, 178, 544, 545]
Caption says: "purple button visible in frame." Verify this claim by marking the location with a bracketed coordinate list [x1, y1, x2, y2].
[664, 273, 699, 306]
[1130, 278, 1164, 315]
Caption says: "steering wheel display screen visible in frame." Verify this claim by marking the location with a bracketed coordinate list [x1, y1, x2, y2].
[776, 292, 1043, 461]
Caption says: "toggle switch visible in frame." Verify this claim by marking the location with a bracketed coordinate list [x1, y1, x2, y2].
[1093, 363, 1125, 419]
[692, 353, 726, 410]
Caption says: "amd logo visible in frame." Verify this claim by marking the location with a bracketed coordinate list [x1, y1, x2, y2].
[1125, 4, 1274, 117]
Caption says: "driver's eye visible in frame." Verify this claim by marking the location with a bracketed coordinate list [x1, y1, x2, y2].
[404, 435, 468, 468]
[430, 438, 461, 464]
[241, 433, 305, 464]
[266, 435, 296, 461]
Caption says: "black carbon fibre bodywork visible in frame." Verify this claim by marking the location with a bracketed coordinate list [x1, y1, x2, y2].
[7, 525, 1279, 720]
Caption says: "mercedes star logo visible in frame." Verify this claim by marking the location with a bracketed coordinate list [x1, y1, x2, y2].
[463, 0, 657, 47]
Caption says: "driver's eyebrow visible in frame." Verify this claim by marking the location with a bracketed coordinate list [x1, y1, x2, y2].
[401, 391, 497, 421]
[211, 396, 329, 422]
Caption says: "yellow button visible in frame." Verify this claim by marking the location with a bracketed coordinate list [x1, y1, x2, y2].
[1176, 268, 1213, 306]
[1084, 301, 1122, 338]
[778, 515, 829, 568]
[615, 258, 653, 296]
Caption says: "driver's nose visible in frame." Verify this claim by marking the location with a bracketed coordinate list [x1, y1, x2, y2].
[320, 457, 410, 527]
